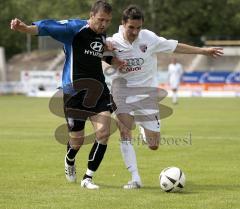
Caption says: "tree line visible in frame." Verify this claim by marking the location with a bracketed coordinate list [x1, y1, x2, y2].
[1, 0, 240, 59]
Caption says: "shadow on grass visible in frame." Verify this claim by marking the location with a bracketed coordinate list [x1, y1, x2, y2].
[98, 181, 240, 194]
[188, 182, 240, 192]
[98, 183, 196, 194]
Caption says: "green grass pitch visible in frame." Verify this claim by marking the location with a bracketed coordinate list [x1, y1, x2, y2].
[0, 95, 239, 209]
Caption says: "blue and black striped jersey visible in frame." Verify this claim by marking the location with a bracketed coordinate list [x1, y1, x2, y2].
[33, 19, 107, 94]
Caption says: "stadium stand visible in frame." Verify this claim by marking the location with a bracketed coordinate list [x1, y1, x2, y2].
[7, 49, 63, 81]
[1, 38, 240, 97]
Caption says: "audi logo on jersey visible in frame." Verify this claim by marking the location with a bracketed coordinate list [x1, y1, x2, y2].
[90, 41, 103, 52]
[125, 58, 144, 67]
[120, 58, 144, 73]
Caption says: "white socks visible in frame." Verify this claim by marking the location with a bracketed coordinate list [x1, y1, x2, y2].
[139, 126, 146, 142]
[120, 140, 141, 183]
[172, 92, 177, 104]
[86, 168, 95, 177]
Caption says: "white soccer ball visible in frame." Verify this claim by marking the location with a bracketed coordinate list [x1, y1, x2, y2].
[159, 167, 186, 192]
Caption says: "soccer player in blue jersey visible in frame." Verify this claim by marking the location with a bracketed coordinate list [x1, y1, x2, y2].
[10, 0, 114, 189]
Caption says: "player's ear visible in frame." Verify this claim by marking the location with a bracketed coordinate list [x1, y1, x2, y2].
[90, 12, 94, 19]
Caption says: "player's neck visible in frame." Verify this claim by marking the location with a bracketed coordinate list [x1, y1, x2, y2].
[123, 33, 134, 44]
[88, 20, 98, 34]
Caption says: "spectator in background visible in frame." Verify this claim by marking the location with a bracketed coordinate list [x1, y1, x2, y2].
[168, 57, 184, 104]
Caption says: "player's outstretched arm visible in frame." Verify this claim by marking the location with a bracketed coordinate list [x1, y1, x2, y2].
[10, 18, 38, 35]
[175, 43, 224, 58]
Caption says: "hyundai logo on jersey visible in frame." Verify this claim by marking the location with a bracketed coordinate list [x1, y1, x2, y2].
[90, 41, 103, 52]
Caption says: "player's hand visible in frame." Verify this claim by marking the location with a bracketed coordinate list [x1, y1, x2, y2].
[104, 41, 116, 51]
[203, 47, 224, 58]
[10, 18, 28, 32]
[112, 57, 127, 69]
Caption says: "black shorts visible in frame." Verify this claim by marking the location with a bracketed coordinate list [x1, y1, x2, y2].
[63, 89, 115, 132]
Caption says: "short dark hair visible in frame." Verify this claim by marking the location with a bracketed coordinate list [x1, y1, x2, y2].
[122, 5, 144, 23]
[91, 0, 112, 14]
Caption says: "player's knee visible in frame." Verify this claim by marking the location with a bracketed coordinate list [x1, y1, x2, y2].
[148, 145, 159, 150]
[147, 137, 159, 150]
[119, 129, 131, 139]
[95, 129, 110, 142]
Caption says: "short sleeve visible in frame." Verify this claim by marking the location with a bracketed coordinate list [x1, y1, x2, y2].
[143, 30, 178, 53]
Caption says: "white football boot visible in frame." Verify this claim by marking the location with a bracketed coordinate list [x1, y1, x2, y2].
[81, 178, 99, 189]
[123, 180, 142, 189]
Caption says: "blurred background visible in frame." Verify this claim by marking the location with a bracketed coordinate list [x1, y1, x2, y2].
[0, 0, 240, 97]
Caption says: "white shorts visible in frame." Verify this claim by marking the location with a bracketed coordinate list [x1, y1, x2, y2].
[112, 83, 161, 132]
[134, 108, 160, 132]
[169, 78, 180, 89]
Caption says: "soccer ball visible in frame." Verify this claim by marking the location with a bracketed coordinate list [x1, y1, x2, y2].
[159, 167, 186, 192]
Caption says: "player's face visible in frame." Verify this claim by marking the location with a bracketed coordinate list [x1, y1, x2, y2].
[89, 10, 112, 34]
[123, 19, 143, 43]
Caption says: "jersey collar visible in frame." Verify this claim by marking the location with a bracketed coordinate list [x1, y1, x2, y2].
[118, 25, 142, 45]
